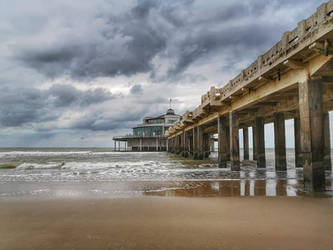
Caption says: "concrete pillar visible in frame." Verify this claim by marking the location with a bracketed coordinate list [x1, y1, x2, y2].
[156, 138, 159, 151]
[243, 127, 249, 160]
[229, 111, 240, 171]
[226, 126, 231, 161]
[203, 133, 210, 158]
[179, 134, 183, 155]
[166, 139, 169, 152]
[274, 113, 287, 171]
[184, 131, 189, 157]
[118, 141, 120, 151]
[197, 126, 204, 160]
[193, 127, 198, 159]
[140, 138, 142, 151]
[252, 126, 257, 160]
[114, 140, 116, 152]
[294, 117, 302, 168]
[210, 136, 214, 152]
[299, 79, 325, 192]
[323, 112, 332, 170]
[218, 115, 228, 168]
[255, 117, 266, 168]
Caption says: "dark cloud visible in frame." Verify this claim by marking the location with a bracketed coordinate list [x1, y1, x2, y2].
[0, 0, 328, 146]
[71, 108, 148, 131]
[10, 0, 326, 81]
[0, 85, 113, 127]
[0, 87, 55, 127]
[48, 84, 113, 107]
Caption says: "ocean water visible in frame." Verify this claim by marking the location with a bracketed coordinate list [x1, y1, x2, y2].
[0, 148, 332, 199]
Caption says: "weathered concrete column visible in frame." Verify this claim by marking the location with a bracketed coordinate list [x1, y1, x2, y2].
[255, 117, 266, 168]
[252, 126, 257, 160]
[156, 138, 159, 151]
[193, 127, 198, 159]
[140, 138, 143, 152]
[226, 126, 231, 161]
[218, 115, 228, 168]
[197, 126, 204, 160]
[299, 79, 325, 192]
[204, 133, 211, 158]
[274, 113, 287, 171]
[184, 131, 189, 157]
[229, 111, 240, 171]
[114, 140, 116, 152]
[294, 117, 303, 168]
[243, 127, 249, 160]
[323, 112, 332, 170]
[166, 139, 169, 152]
[210, 136, 214, 152]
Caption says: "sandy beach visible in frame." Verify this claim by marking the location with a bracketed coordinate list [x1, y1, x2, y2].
[1, 197, 333, 250]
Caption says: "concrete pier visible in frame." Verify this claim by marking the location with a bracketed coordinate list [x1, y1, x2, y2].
[197, 126, 204, 160]
[243, 127, 249, 160]
[274, 113, 287, 171]
[252, 126, 257, 160]
[166, 1, 333, 192]
[230, 112, 240, 171]
[218, 116, 228, 168]
[193, 127, 198, 159]
[299, 79, 325, 192]
[255, 117, 266, 168]
[323, 112, 332, 170]
[294, 117, 303, 168]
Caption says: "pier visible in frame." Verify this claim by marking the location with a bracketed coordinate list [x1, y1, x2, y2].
[166, 0, 333, 192]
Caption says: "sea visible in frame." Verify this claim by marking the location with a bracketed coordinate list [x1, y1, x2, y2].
[0, 148, 332, 199]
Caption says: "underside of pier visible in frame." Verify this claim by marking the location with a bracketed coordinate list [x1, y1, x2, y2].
[166, 1, 333, 192]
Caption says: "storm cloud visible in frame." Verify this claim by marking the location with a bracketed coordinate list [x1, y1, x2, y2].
[0, 85, 113, 127]
[0, 0, 328, 146]
[9, 0, 323, 81]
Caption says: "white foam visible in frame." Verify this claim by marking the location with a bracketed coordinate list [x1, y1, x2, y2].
[17, 162, 64, 170]
[0, 151, 92, 158]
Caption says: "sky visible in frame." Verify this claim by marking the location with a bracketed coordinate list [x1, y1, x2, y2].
[0, 0, 329, 147]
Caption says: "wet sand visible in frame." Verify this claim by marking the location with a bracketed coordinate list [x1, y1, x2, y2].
[1, 197, 333, 250]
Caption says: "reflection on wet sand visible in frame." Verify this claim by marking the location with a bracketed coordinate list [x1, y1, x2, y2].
[144, 169, 333, 198]
[144, 180, 295, 197]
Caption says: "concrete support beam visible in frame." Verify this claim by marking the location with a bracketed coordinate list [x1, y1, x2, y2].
[323, 112, 332, 170]
[184, 131, 189, 157]
[294, 117, 303, 168]
[243, 127, 249, 160]
[252, 126, 257, 160]
[299, 79, 325, 192]
[218, 116, 229, 168]
[193, 127, 198, 159]
[274, 113, 287, 171]
[255, 117, 266, 168]
[229, 111, 240, 171]
[203, 133, 210, 158]
[226, 126, 231, 161]
[197, 126, 204, 160]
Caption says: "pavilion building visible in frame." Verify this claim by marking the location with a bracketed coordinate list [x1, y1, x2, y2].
[113, 108, 181, 151]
